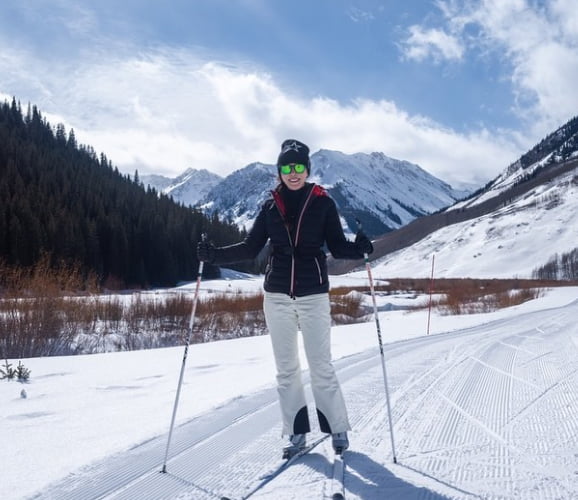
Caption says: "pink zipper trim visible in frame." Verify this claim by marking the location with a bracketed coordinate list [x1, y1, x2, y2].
[294, 187, 315, 247]
[272, 184, 317, 298]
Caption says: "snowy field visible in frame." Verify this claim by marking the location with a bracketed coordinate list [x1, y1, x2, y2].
[1, 275, 577, 499]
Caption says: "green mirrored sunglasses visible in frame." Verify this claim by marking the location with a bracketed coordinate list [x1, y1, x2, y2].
[279, 163, 307, 175]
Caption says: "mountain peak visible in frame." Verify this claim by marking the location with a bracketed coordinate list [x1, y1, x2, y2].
[144, 149, 468, 237]
[148, 149, 465, 236]
[143, 168, 223, 206]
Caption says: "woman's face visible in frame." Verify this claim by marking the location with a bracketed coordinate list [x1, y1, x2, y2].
[280, 164, 308, 191]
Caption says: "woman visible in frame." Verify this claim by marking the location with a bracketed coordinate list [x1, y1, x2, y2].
[197, 139, 373, 457]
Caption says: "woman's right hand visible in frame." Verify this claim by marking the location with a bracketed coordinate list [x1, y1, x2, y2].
[355, 231, 373, 255]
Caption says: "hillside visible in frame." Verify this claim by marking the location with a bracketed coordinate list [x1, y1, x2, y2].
[0, 98, 245, 288]
[330, 115, 578, 278]
[356, 159, 578, 279]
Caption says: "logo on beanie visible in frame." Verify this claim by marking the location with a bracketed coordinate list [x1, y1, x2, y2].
[282, 141, 303, 154]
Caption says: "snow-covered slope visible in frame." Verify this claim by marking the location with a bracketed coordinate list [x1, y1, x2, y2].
[363, 164, 578, 279]
[337, 116, 578, 279]
[454, 115, 578, 211]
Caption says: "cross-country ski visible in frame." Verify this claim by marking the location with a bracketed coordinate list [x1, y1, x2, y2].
[220, 435, 329, 500]
[330, 451, 346, 500]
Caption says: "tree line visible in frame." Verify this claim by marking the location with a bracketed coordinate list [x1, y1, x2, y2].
[532, 247, 578, 281]
[517, 115, 578, 169]
[0, 97, 250, 289]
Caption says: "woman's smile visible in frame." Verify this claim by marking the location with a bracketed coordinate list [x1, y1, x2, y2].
[282, 173, 307, 190]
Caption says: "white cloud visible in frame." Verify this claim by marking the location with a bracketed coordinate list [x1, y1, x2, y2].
[2, 0, 576, 193]
[0, 42, 521, 186]
[551, 0, 578, 42]
[347, 7, 376, 23]
[421, 0, 578, 134]
[402, 25, 465, 62]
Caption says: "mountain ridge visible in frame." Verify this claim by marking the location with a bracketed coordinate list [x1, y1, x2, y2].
[144, 151, 468, 237]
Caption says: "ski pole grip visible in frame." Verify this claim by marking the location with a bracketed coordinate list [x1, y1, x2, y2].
[355, 219, 370, 260]
[197, 233, 209, 265]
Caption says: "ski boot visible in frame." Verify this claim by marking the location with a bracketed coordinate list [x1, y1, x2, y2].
[282, 434, 306, 459]
[332, 432, 349, 455]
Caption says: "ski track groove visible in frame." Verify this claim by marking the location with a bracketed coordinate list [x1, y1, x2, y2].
[395, 309, 578, 499]
[31, 302, 578, 500]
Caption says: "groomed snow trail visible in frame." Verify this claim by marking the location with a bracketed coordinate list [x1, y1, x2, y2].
[33, 301, 578, 500]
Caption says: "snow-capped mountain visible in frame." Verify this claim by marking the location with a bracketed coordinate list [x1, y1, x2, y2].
[194, 151, 467, 237]
[198, 162, 279, 230]
[142, 168, 222, 206]
[139, 173, 173, 191]
[308, 150, 467, 236]
[335, 116, 578, 279]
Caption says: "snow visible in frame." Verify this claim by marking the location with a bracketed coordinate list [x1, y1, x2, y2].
[1, 276, 577, 500]
[365, 168, 578, 279]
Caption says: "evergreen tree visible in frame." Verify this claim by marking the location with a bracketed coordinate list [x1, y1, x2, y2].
[0, 97, 248, 288]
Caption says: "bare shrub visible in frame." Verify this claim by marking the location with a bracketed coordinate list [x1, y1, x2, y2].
[409, 278, 556, 315]
[197, 292, 264, 315]
[2, 269, 568, 358]
[0, 255, 98, 298]
[0, 296, 80, 358]
[330, 289, 365, 324]
[0, 257, 98, 357]
[194, 292, 266, 341]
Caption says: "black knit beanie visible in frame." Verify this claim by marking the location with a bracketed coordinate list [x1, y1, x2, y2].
[276, 139, 311, 174]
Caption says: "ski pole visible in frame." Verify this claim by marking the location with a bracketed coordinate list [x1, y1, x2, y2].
[357, 222, 397, 463]
[426, 254, 435, 335]
[161, 234, 206, 473]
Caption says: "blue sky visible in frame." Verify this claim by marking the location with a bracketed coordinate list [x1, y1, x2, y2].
[1, 0, 577, 187]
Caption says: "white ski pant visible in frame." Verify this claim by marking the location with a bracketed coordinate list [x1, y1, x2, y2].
[263, 291, 351, 436]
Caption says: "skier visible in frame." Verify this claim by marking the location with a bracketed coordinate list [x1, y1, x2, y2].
[197, 139, 373, 457]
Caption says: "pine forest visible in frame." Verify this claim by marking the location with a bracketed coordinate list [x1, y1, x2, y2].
[0, 98, 247, 289]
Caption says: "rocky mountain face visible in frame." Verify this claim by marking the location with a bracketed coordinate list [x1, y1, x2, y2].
[145, 151, 467, 238]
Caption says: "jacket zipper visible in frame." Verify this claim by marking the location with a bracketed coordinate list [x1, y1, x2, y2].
[274, 185, 316, 299]
[280, 222, 296, 298]
[288, 187, 315, 298]
[294, 188, 315, 248]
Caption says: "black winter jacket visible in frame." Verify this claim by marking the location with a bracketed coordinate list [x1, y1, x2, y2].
[212, 183, 364, 297]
